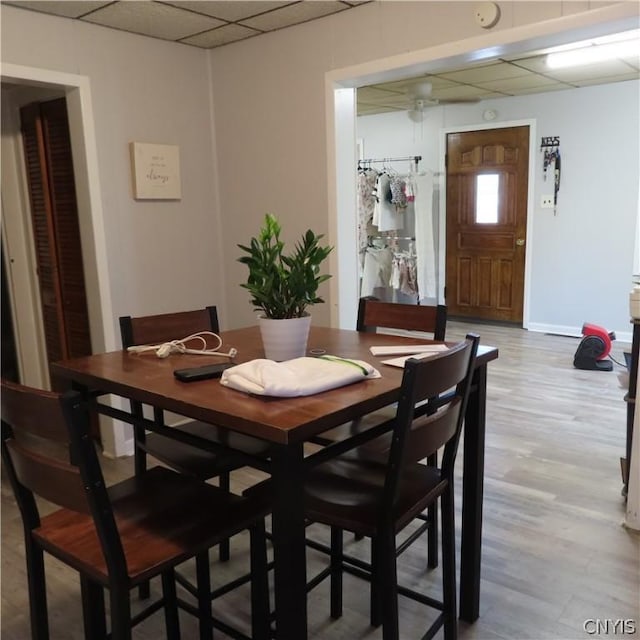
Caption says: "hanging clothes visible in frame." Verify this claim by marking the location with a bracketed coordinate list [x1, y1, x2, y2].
[357, 168, 378, 268]
[390, 251, 418, 297]
[373, 172, 405, 232]
[361, 246, 393, 297]
[413, 171, 436, 299]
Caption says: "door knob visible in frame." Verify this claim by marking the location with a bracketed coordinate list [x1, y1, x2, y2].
[516, 238, 525, 246]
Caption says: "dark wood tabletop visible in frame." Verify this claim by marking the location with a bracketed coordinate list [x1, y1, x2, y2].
[52, 325, 497, 445]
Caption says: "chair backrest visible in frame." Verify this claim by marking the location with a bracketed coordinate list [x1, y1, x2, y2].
[1, 379, 127, 578]
[381, 333, 480, 516]
[119, 306, 221, 446]
[119, 306, 220, 349]
[356, 296, 447, 340]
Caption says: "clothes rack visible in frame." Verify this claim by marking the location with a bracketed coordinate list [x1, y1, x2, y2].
[359, 155, 422, 170]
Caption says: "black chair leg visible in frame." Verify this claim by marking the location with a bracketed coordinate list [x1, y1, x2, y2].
[218, 471, 231, 562]
[441, 486, 458, 640]
[370, 537, 382, 628]
[80, 576, 106, 639]
[25, 540, 49, 640]
[427, 452, 439, 569]
[133, 424, 151, 600]
[195, 552, 213, 640]
[161, 569, 181, 640]
[250, 520, 270, 640]
[330, 527, 343, 619]
[377, 529, 399, 640]
[109, 587, 133, 640]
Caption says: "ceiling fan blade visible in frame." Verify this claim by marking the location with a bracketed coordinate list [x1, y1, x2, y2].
[438, 97, 482, 105]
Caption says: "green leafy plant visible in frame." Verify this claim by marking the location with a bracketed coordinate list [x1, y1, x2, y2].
[238, 213, 333, 319]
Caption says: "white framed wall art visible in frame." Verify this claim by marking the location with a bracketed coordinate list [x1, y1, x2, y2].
[130, 142, 181, 200]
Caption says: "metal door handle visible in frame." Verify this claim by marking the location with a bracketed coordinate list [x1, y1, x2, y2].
[516, 238, 525, 246]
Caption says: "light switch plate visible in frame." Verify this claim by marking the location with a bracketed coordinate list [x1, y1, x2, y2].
[541, 195, 554, 208]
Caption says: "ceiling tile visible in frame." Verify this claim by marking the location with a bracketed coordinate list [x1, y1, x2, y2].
[374, 76, 459, 95]
[358, 86, 405, 101]
[431, 85, 493, 100]
[362, 95, 409, 109]
[511, 84, 578, 96]
[474, 74, 564, 93]
[4, 0, 111, 18]
[182, 23, 258, 48]
[83, 2, 225, 41]
[438, 62, 532, 84]
[161, 1, 294, 23]
[239, 1, 347, 31]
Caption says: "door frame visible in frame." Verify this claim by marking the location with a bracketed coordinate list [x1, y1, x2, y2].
[439, 119, 536, 329]
[1, 63, 128, 458]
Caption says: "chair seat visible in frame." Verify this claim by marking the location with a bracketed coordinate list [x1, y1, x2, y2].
[305, 455, 446, 536]
[142, 420, 272, 478]
[247, 453, 445, 538]
[34, 466, 270, 587]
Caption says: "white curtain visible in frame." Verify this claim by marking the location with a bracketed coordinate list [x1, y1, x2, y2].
[413, 172, 436, 299]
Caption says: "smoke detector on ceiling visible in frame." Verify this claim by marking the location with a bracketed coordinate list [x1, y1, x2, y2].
[474, 2, 501, 29]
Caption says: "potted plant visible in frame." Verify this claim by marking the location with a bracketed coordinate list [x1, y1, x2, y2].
[238, 213, 333, 360]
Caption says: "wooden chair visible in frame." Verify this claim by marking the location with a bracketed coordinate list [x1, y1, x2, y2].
[312, 296, 447, 447]
[357, 295, 447, 338]
[308, 296, 448, 574]
[119, 307, 272, 563]
[0, 379, 270, 640]
[304, 334, 479, 640]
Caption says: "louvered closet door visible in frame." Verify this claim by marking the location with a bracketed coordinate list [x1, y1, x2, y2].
[20, 98, 92, 372]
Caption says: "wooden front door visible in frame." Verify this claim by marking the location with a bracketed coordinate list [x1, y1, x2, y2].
[445, 126, 529, 323]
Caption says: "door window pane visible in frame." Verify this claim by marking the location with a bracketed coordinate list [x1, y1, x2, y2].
[476, 174, 499, 223]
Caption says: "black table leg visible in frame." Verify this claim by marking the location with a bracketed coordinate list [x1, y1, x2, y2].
[459, 363, 487, 622]
[270, 442, 308, 639]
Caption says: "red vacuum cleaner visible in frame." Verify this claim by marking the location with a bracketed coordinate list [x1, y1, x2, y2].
[573, 323, 615, 371]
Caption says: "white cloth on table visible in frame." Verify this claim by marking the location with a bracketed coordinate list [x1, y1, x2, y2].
[219, 355, 380, 397]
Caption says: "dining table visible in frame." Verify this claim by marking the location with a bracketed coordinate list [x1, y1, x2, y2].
[51, 325, 498, 640]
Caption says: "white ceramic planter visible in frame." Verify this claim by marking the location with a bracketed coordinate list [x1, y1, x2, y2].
[258, 314, 312, 361]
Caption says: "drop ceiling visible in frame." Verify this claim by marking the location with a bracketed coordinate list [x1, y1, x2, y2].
[358, 35, 640, 116]
[3, 1, 639, 114]
[2, 0, 369, 49]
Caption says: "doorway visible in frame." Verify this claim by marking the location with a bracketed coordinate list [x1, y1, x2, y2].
[329, 4, 638, 332]
[445, 126, 529, 323]
[19, 97, 93, 385]
[1, 64, 123, 455]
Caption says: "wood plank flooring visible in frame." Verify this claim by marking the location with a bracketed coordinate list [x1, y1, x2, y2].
[2, 321, 638, 639]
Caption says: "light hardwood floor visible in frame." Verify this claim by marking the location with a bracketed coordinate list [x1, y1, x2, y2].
[2, 321, 639, 639]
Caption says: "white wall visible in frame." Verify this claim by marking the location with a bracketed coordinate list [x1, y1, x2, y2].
[357, 80, 640, 340]
[1, 6, 228, 335]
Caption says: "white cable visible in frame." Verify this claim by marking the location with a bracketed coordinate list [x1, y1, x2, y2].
[127, 331, 237, 359]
